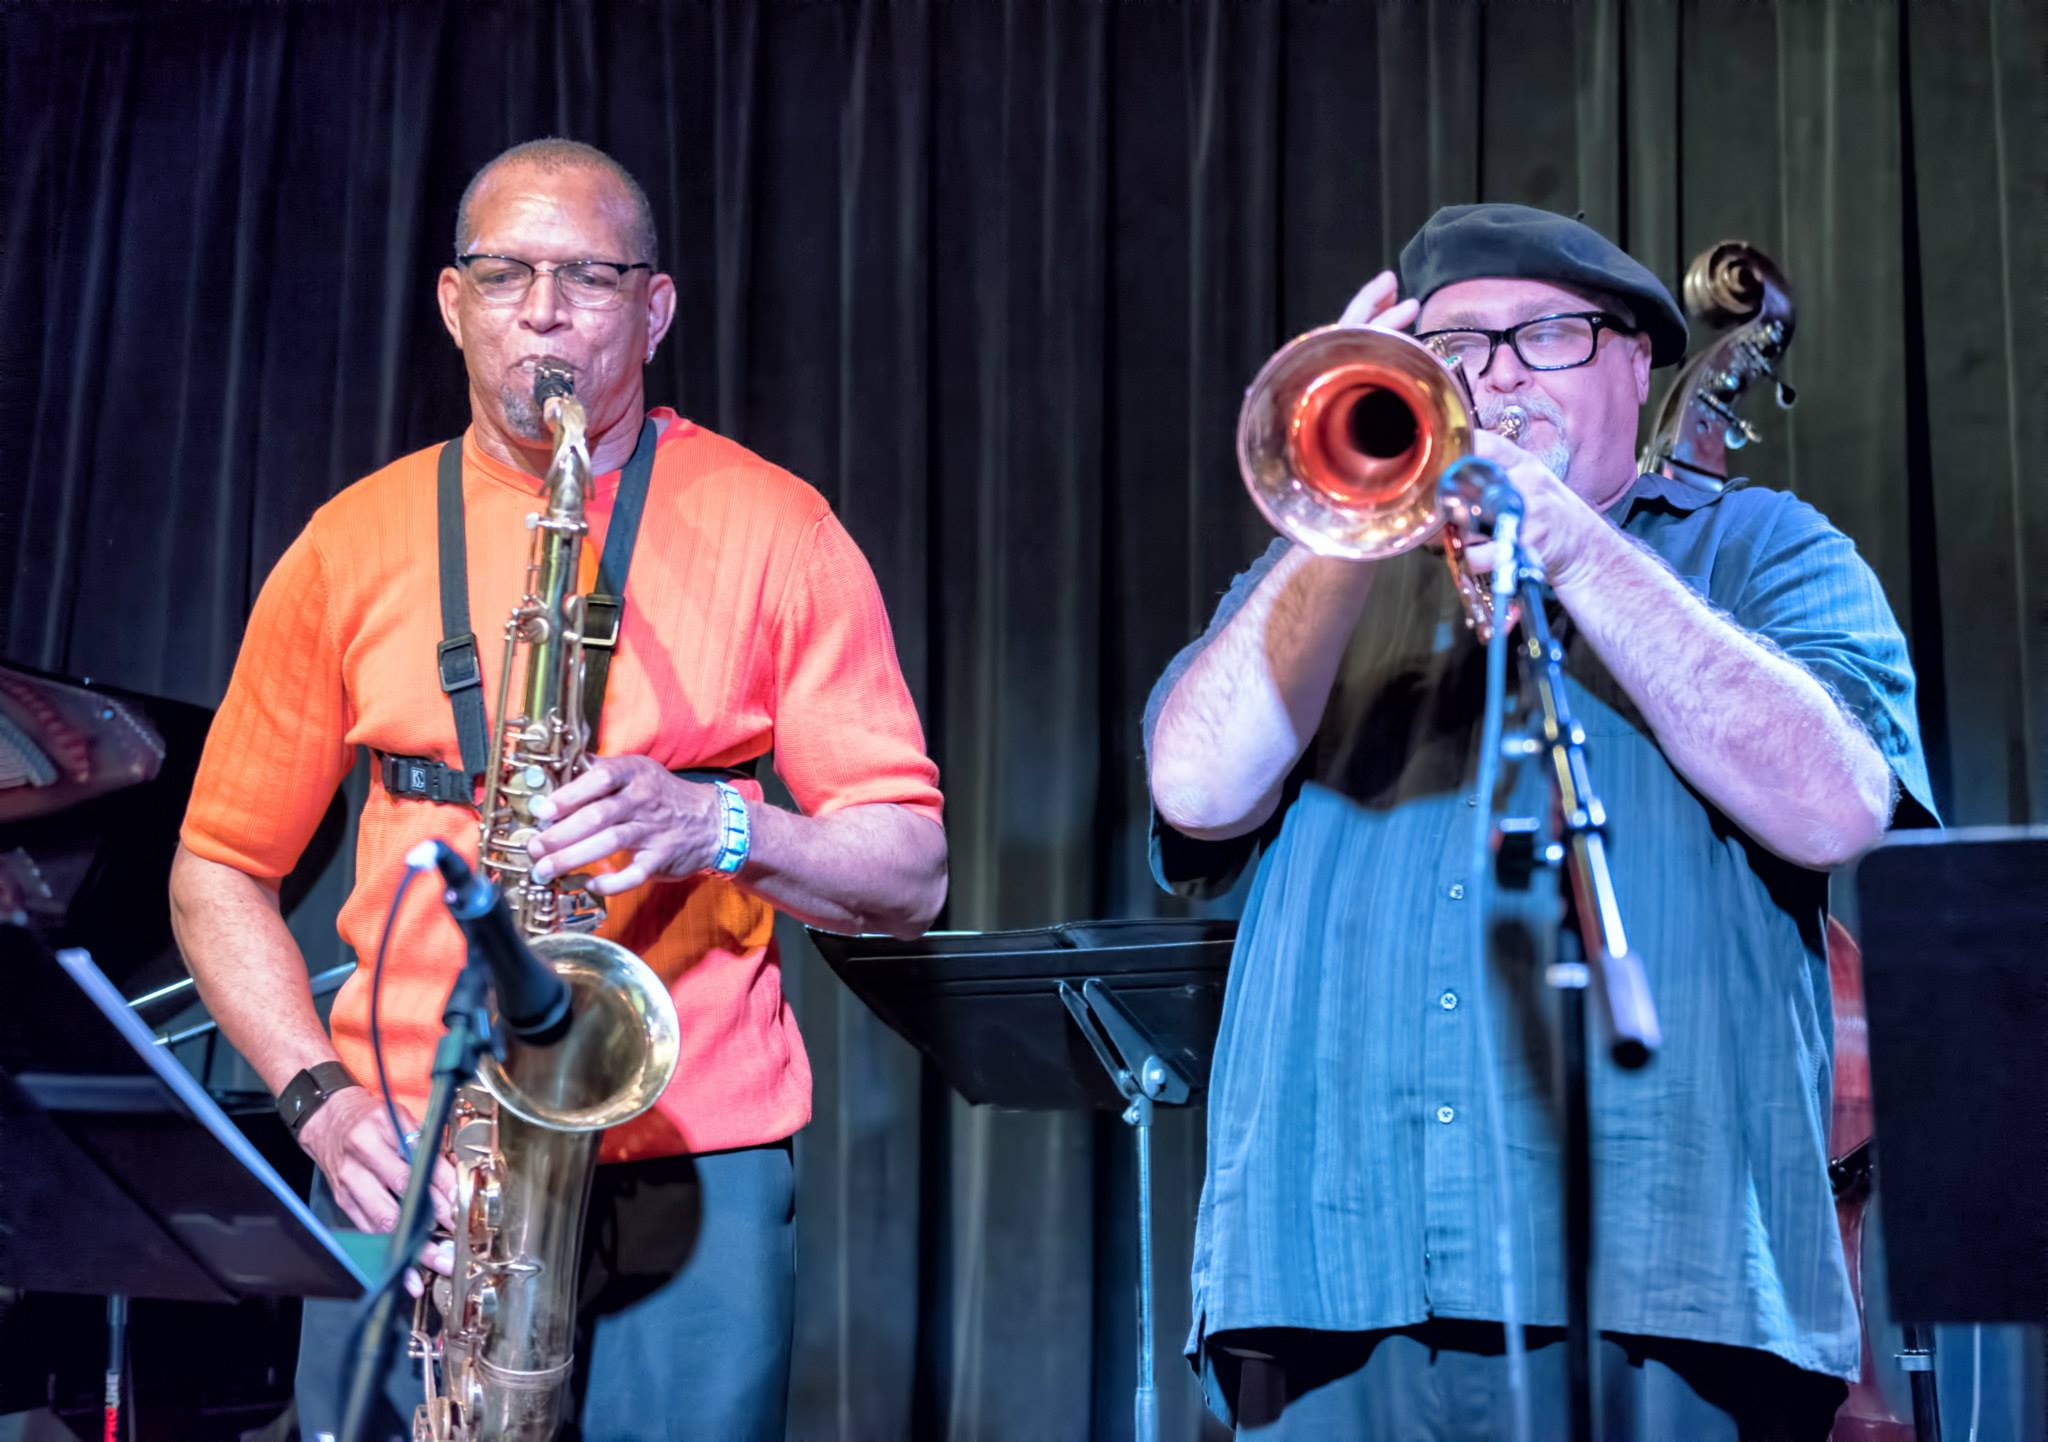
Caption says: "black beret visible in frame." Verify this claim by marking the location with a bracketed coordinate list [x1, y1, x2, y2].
[1398, 203, 1688, 367]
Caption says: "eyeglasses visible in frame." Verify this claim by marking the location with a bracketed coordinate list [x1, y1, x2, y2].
[1414, 311, 1635, 378]
[455, 254, 653, 310]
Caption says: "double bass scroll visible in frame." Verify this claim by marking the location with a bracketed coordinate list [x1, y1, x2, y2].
[1637, 240, 1797, 499]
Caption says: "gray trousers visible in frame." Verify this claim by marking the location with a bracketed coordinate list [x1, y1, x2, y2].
[1214, 1321, 1847, 1442]
[296, 1143, 795, 1442]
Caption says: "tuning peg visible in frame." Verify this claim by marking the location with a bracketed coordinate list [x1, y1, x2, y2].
[1725, 419, 1761, 450]
[1775, 380, 1796, 409]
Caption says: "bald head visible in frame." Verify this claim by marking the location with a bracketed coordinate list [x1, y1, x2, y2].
[454, 138, 657, 264]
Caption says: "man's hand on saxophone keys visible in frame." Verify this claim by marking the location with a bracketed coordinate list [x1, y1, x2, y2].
[294, 1087, 459, 1297]
[526, 754, 730, 895]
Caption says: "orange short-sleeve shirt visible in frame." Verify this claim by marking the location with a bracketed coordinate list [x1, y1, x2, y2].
[180, 410, 943, 1160]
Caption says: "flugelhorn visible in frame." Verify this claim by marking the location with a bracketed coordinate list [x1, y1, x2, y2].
[1236, 325, 1524, 641]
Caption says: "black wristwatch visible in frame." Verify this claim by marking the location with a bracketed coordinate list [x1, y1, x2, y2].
[277, 1061, 361, 1137]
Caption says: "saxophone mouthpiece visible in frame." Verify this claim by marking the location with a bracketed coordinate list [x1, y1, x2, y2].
[532, 360, 576, 408]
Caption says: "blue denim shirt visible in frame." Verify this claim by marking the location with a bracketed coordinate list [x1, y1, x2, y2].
[1146, 476, 1935, 1397]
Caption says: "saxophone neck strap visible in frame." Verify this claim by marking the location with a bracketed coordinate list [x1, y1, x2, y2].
[433, 438, 488, 791]
[579, 418, 659, 749]
[425, 418, 661, 801]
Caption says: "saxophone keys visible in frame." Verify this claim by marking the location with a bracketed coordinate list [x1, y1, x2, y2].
[473, 1172, 503, 1232]
[414, 1397, 453, 1442]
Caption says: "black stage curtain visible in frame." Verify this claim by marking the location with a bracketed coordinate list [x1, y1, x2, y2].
[4, 3, 2042, 1439]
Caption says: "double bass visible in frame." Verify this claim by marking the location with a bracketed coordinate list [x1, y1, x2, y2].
[1641, 244, 1922, 1442]
[1827, 921, 1922, 1441]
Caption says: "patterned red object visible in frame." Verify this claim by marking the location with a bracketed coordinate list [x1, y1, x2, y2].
[1828, 918, 1916, 1442]
[0, 670, 92, 781]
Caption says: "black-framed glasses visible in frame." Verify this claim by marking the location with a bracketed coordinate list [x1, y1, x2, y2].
[1414, 311, 1635, 378]
[455, 253, 653, 310]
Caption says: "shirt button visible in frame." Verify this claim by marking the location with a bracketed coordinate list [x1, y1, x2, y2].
[1447, 882, 1466, 900]
[1439, 990, 1459, 1011]
[1465, 794, 1479, 807]
[1436, 1105, 1456, 1124]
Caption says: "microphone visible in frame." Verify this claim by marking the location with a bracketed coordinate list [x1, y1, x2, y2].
[407, 840, 572, 1045]
[1439, 456, 1522, 533]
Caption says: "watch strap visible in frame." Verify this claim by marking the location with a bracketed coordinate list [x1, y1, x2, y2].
[278, 1060, 360, 1137]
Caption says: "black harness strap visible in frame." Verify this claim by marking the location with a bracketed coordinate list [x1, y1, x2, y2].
[672, 761, 761, 786]
[388, 421, 661, 807]
[580, 418, 659, 750]
[434, 440, 489, 791]
[379, 752, 759, 804]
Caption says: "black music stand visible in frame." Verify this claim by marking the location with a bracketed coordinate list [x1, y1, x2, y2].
[1853, 827, 2048, 1442]
[0, 925, 368, 1304]
[808, 918, 1235, 1442]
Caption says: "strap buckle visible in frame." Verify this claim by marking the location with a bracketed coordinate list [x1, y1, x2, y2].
[437, 634, 482, 694]
[583, 595, 622, 650]
[379, 751, 474, 806]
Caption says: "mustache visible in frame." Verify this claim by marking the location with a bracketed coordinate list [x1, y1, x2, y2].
[1479, 395, 1567, 437]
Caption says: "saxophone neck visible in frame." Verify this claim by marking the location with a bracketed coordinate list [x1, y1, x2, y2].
[541, 393, 592, 520]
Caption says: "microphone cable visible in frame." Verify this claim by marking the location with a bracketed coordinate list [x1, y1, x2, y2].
[370, 854, 432, 1164]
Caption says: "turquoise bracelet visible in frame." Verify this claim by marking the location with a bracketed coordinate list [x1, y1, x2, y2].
[711, 779, 751, 874]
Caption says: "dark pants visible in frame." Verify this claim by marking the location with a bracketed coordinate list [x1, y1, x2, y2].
[297, 1143, 795, 1442]
[1213, 1321, 1848, 1442]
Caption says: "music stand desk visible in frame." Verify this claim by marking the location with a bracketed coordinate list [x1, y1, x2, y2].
[0, 926, 367, 1304]
[809, 917, 1236, 1442]
[807, 916, 1233, 1112]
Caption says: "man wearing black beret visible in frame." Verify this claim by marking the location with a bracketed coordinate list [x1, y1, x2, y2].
[1146, 204, 1934, 1439]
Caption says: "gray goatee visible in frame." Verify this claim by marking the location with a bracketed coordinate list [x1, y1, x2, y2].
[498, 385, 548, 441]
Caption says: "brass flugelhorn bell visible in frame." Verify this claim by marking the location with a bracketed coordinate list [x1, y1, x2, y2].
[1236, 325, 1523, 641]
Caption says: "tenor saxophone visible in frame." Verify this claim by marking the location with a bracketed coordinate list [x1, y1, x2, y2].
[411, 363, 681, 1442]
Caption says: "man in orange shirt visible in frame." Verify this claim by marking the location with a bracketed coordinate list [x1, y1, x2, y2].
[169, 138, 946, 1442]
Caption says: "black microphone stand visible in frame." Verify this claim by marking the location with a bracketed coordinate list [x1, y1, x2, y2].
[337, 942, 498, 1442]
[1448, 461, 1662, 1442]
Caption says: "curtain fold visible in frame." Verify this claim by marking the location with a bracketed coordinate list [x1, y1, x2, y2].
[4, 3, 2040, 1438]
